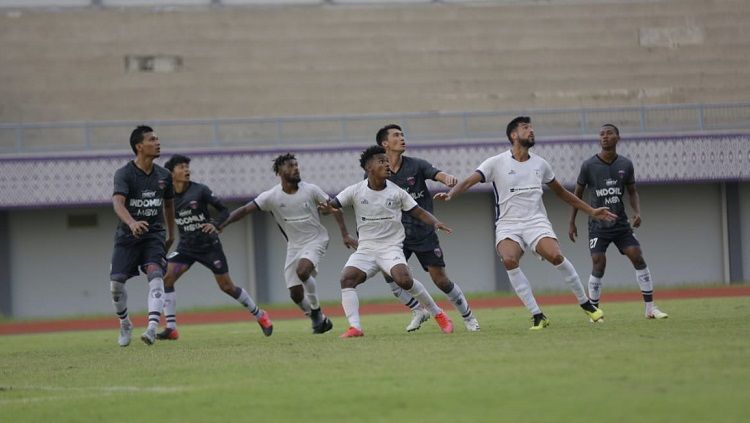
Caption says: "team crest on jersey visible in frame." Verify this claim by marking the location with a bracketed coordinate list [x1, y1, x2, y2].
[189, 200, 198, 209]
[434, 247, 443, 258]
[618, 170, 626, 178]
[158, 180, 166, 189]
[534, 168, 541, 176]
[406, 177, 416, 186]
[386, 200, 394, 207]
[213, 260, 223, 269]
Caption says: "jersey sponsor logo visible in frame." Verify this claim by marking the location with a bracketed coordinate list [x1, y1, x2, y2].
[410, 190, 425, 200]
[142, 190, 157, 198]
[406, 176, 416, 186]
[606, 178, 618, 186]
[361, 216, 392, 221]
[594, 187, 622, 197]
[175, 213, 207, 226]
[509, 186, 538, 193]
[129, 197, 163, 208]
[360, 199, 369, 205]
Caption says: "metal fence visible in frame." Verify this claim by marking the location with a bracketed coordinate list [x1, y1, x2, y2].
[2, 102, 750, 154]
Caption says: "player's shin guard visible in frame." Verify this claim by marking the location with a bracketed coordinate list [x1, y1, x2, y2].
[445, 282, 473, 320]
[588, 275, 603, 306]
[147, 277, 165, 330]
[163, 287, 177, 329]
[301, 276, 321, 310]
[341, 288, 361, 329]
[556, 258, 589, 304]
[406, 280, 442, 316]
[506, 268, 542, 315]
[110, 281, 129, 322]
[388, 281, 421, 310]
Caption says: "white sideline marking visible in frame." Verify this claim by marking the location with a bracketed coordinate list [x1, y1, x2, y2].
[0, 385, 186, 405]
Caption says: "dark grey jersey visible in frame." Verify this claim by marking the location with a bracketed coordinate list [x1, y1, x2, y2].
[388, 156, 441, 249]
[113, 161, 174, 239]
[174, 182, 229, 251]
[576, 154, 635, 234]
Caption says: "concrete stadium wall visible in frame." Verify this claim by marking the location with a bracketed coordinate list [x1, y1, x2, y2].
[6, 183, 736, 318]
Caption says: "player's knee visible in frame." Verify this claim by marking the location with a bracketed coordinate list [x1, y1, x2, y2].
[548, 254, 564, 266]
[340, 275, 359, 289]
[296, 268, 311, 282]
[632, 258, 647, 270]
[392, 274, 413, 290]
[501, 257, 519, 270]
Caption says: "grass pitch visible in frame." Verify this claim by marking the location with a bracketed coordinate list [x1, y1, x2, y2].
[1, 297, 749, 423]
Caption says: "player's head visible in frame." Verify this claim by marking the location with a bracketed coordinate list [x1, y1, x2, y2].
[599, 123, 620, 150]
[129, 125, 159, 156]
[376, 124, 405, 152]
[506, 116, 534, 147]
[273, 153, 300, 183]
[164, 154, 191, 182]
[360, 145, 389, 177]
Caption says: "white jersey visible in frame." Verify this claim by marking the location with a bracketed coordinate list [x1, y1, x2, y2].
[335, 179, 418, 251]
[476, 150, 555, 226]
[253, 181, 330, 247]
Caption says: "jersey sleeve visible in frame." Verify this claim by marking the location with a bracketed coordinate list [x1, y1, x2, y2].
[625, 160, 636, 185]
[475, 156, 496, 183]
[112, 167, 129, 197]
[399, 187, 419, 211]
[204, 185, 230, 227]
[335, 184, 356, 208]
[310, 183, 331, 203]
[417, 158, 441, 181]
[541, 158, 555, 184]
[576, 161, 589, 187]
[253, 189, 273, 211]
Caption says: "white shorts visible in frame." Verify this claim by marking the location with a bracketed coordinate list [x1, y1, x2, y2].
[495, 219, 557, 254]
[343, 246, 408, 280]
[284, 239, 329, 288]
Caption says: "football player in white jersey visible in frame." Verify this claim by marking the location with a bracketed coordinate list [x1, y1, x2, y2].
[221, 153, 357, 334]
[320, 145, 455, 338]
[435, 116, 617, 330]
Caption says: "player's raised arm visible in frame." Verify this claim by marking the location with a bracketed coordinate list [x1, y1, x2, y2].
[433, 171, 483, 202]
[547, 179, 617, 222]
[219, 200, 260, 231]
[407, 206, 453, 234]
[568, 183, 586, 242]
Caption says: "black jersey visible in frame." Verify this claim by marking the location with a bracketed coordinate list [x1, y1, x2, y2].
[113, 161, 174, 239]
[388, 156, 441, 250]
[576, 154, 635, 235]
[173, 181, 229, 251]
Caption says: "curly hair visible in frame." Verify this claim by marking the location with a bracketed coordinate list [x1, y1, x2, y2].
[272, 153, 296, 174]
[359, 145, 385, 170]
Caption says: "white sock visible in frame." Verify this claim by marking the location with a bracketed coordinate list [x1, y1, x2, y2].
[296, 297, 312, 316]
[636, 267, 655, 309]
[302, 276, 320, 310]
[588, 275, 603, 305]
[406, 280, 442, 316]
[110, 281, 130, 324]
[506, 268, 541, 315]
[387, 280, 421, 310]
[147, 278, 165, 330]
[341, 288, 361, 329]
[555, 258, 589, 304]
[234, 287, 260, 317]
[445, 282, 473, 320]
[163, 290, 177, 329]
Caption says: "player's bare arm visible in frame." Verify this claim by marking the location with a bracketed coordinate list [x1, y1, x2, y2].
[317, 198, 342, 214]
[547, 179, 617, 222]
[219, 200, 259, 231]
[164, 198, 176, 250]
[435, 171, 458, 188]
[330, 207, 358, 249]
[568, 183, 586, 242]
[434, 171, 482, 202]
[408, 206, 453, 234]
[112, 194, 148, 237]
[626, 182, 642, 228]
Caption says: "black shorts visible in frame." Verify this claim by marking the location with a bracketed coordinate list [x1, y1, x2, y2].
[404, 243, 446, 271]
[167, 244, 229, 275]
[589, 230, 640, 255]
[110, 233, 167, 281]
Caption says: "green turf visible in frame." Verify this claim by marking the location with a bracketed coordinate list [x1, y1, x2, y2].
[1, 297, 749, 423]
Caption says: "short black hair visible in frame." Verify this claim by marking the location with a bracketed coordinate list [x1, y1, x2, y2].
[360, 145, 385, 170]
[601, 123, 620, 136]
[273, 153, 296, 175]
[129, 125, 154, 154]
[505, 116, 531, 143]
[376, 124, 402, 146]
[164, 154, 190, 172]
